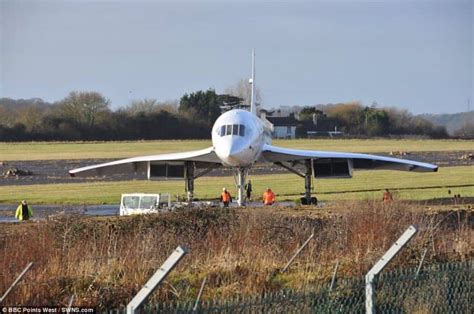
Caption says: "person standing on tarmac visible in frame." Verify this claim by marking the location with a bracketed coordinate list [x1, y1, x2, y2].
[245, 180, 253, 201]
[383, 189, 393, 203]
[262, 188, 276, 206]
[15, 200, 33, 221]
[220, 188, 232, 207]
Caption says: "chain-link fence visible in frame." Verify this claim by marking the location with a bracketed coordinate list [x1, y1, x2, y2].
[375, 261, 472, 313]
[109, 260, 472, 313]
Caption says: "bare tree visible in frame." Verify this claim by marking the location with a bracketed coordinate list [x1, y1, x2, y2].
[17, 106, 44, 132]
[224, 78, 262, 108]
[0, 105, 13, 127]
[57, 91, 110, 128]
[454, 122, 474, 138]
[125, 99, 178, 115]
[126, 99, 158, 115]
[0, 98, 50, 128]
[157, 99, 179, 113]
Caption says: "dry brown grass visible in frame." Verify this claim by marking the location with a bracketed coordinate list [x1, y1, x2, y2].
[0, 202, 472, 309]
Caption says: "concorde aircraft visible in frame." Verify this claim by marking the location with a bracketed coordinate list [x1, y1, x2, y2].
[69, 51, 438, 206]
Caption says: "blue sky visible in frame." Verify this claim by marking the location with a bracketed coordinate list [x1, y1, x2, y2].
[1, 0, 472, 114]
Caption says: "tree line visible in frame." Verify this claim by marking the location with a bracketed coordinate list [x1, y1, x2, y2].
[296, 102, 449, 138]
[0, 90, 458, 141]
[0, 91, 224, 141]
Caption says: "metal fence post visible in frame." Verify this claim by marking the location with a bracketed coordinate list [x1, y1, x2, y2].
[127, 246, 188, 314]
[329, 260, 339, 292]
[0, 262, 33, 303]
[365, 273, 375, 314]
[282, 229, 315, 273]
[193, 277, 207, 312]
[365, 225, 418, 314]
[67, 294, 75, 310]
[415, 247, 429, 278]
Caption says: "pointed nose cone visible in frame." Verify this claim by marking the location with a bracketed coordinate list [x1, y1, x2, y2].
[216, 142, 245, 166]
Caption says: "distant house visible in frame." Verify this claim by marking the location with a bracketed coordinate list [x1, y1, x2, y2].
[264, 113, 299, 139]
[302, 113, 343, 138]
[260, 109, 343, 139]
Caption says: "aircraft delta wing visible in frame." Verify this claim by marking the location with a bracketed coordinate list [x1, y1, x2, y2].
[69, 147, 221, 178]
[261, 144, 438, 175]
[69, 50, 439, 206]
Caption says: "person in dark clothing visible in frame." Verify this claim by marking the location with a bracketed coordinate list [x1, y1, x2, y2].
[15, 200, 33, 221]
[245, 180, 253, 201]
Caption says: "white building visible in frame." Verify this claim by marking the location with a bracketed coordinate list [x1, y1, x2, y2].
[262, 113, 299, 139]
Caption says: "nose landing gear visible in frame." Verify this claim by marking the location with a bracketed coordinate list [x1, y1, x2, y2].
[234, 167, 249, 206]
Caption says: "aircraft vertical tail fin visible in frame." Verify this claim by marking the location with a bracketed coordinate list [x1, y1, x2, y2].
[249, 49, 257, 115]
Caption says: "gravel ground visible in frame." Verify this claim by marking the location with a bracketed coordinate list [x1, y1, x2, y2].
[0, 150, 471, 186]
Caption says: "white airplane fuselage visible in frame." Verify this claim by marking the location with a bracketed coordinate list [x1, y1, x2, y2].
[212, 109, 271, 167]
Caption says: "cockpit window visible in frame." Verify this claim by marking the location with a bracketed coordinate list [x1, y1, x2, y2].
[232, 124, 238, 136]
[239, 125, 245, 136]
[219, 124, 246, 137]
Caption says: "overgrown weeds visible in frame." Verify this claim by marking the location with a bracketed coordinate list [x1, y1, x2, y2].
[0, 202, 471, 309]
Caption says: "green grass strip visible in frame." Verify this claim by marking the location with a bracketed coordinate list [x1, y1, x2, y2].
[0, 166, 472, 205]
[1, 139, 472, 161]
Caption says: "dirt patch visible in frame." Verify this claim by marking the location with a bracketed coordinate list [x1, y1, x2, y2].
[2, 166, 34, 177]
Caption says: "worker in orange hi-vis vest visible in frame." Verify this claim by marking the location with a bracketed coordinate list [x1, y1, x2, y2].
[383, 189, 393, 203]
[262, 188, 276, 205]
[220, 187, 232, 207]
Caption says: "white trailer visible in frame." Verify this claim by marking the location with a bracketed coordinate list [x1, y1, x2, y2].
[120, 193, 172, 216]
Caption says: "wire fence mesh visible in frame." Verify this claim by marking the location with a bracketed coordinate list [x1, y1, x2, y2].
[109, 260, 472, 313]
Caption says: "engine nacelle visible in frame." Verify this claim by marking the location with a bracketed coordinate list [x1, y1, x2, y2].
[148, 162, 185, 179]
[312, 158, 353, 178]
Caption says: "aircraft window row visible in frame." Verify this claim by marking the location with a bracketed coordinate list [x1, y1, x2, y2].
[219, 124, 245, 137]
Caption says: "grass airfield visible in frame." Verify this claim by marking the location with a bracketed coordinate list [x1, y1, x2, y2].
[1, 138, 473, 161]
[0, 165, 472, 205]
[0, 138, 473, 205]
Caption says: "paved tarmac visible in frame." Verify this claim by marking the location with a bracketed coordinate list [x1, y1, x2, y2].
[0, 201, 298, 223]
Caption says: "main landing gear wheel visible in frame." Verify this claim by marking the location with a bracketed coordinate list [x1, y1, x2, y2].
[300, 196, 317, 205]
